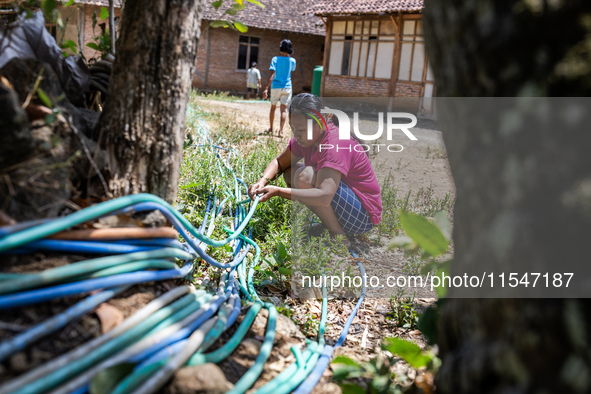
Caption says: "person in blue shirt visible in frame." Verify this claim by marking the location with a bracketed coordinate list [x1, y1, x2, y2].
[263, 39, 296, 137]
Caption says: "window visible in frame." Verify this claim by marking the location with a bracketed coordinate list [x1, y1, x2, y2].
[328, 20, 395, 79]
[45, 20, 57, 39]
[398, 19, 432, 82]
[237, 36, 259, 70]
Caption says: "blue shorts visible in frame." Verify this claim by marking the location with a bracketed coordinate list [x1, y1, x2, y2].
[331, 181, 374, 235]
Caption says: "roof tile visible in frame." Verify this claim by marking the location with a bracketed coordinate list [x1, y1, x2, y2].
[203, 0, 325, 36]
[308, 0, 424, 15]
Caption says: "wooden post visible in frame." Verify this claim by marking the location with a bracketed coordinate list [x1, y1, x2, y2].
[320, 16, 331, 97]
[388, 14, 402, 97]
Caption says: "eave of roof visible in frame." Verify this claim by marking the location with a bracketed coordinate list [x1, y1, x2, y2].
[202, 0, 325, 36]
[308, 0, 424, 16]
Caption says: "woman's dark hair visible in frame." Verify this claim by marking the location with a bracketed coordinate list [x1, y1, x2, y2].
[279, 39, 293, 55]
[289, 93, 340, 128]
[289, 94, 370, 156]
[289, 93, 323, 116]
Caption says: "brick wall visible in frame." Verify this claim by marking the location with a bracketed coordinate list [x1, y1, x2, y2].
[394, 81, 422, 97]
[323, 75, 390, 97]
[193, 22, 324, 95]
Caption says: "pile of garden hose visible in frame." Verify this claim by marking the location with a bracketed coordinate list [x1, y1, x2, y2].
[0, 104, 367, 394]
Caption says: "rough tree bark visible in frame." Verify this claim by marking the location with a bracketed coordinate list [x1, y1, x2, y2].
[423, 0, 591, 392]
[99, 0, 205, 203]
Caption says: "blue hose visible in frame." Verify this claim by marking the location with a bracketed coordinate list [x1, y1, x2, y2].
[5, 239, 160, 255]
[0, 264, 192, 309]
[0, 286, 127, 362]
[119, 202, 253, 269]
[293, 254, 367, 394]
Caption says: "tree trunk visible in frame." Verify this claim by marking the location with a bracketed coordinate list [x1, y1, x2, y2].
[423, 0, 591, 392]
[99, 0, 205, 203]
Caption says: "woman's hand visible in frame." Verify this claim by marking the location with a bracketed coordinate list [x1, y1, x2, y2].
[248, 179, 267, 200]
[255, 185, 280, 203]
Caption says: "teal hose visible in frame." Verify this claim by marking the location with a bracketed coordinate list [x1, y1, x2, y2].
[254, 342, 320, 394]
[82, 260, 178, 279]
[187, 301, 264, 365]
[15, 291, 207, 394]
[0, 193, 259, 253]
[0, 247, 190, 295]
[227, 304, 277, 394]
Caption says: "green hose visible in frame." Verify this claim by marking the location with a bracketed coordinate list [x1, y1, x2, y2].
[187, 301, 263, 366]
[146, 293, 214, 336]
[0, 193, 259, 253]
[0, 248, 190, 295]
[81, 260, 178, 279]
[254, 342, 320, 394]
[111, 299, 229, 394]
[16, 291, 207, 394]
[111, 359, 166, 394]
[227, 303, 277, 394]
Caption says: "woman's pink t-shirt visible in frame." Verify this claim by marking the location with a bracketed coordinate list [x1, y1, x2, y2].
[288, 123, 383, 225]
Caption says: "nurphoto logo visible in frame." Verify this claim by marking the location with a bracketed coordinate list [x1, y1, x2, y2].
[305, 108, 418, 153]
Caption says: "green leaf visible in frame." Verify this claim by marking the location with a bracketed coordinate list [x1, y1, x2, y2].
[65, 0, 75, 6]
[211, 0, 223, 8]
[370, 375, 391, 393]
[90, 363, 135, 394]
[433, 210, 451, 241]
[246, 0, 265, 8]
[41, 0, 57, 17]
[277, 267, 291, 276]
[37, 88, 52, 108]
[225, 8, 238, 15]
[332, 365, 362, 381]
[339, 383, 366, 394]
[382, 337, 432, 369]
[399, 211, 448, 257]
[277, 242, 288, 260]
[100, 7, 109, 21]
[386, 235, 418, 254]
[333, 356, 361, 368]
[232, 2, 246, 10]
[210, 19, 233, 28]
[87, 42, 101, 50]
[61, 39, 77, 53]
[232, 20, 248, 32]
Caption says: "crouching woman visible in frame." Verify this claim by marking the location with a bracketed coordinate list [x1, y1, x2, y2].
[248, 93, 382, 247]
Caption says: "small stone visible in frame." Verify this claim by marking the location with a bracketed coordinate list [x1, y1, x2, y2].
[9, 352, 28, 372]
[239, 338, 263, 357]
[168, 363, 233, 394]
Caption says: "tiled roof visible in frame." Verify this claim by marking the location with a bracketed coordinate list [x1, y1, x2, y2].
[72, 0, 123, 7]
[308, 0, 424, 15]
[203, 0, 325, 36]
